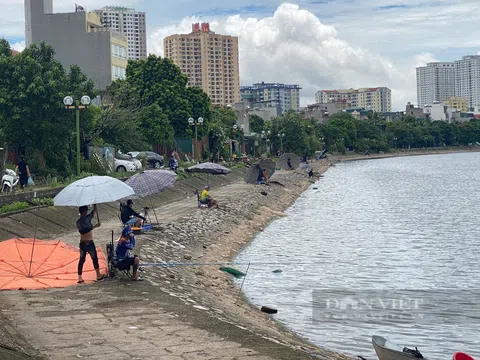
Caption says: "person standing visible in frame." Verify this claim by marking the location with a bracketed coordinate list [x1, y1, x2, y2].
[287, 158, 293, 170]
[15, 155, 30, 190]
[76, 204, 105, 283]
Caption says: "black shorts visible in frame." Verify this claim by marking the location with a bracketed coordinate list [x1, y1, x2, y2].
[19, 176, 28, 187]
[117, 257, 136, 270]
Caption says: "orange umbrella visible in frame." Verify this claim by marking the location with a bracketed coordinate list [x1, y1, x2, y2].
[0, 238, 107, 290]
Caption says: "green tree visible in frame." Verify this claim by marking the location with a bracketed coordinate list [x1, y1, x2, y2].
[0, 41, 95, 176]
[249, 114, 265, 134]
[325, 112, 357, 151]
[138, 104, 175, 148]
[108, 55, 211, 139]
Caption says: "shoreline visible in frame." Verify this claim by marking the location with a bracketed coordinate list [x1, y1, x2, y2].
[0, 148, 478, 359]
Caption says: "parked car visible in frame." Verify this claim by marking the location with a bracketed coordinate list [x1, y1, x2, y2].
[128, 151, 165, 169]
[114, 157, 137, 173]
[116, 151, 142, 171]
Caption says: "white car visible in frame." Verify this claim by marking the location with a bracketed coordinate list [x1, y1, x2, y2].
[114, 158, 137, 172]
[115, 151, 142, 172]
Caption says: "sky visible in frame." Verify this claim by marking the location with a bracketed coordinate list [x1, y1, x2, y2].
[2, 0, 480, 110]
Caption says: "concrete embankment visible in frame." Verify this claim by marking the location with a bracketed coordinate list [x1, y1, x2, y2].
[1, 149, 478, 360]
[0, 161, 355, 360]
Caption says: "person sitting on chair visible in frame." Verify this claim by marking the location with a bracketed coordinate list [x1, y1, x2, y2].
[116, 226, 143, 281]
[121, 199, 146, 227]
[200, 185, 219, 209]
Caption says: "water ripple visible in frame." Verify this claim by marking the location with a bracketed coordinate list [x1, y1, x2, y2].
[236, 153, 480, 358]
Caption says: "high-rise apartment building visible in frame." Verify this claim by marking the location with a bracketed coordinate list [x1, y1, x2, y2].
[416, 56, 480, 111]
[240, 83, 301, 114]
[455, 55, 480, 110]
[94, 6, 147, 60]
[416, 62, 455, 108]
[315, 87, 392, 112]
[163, 23, 240, 106]
[25, 0, 128, 90]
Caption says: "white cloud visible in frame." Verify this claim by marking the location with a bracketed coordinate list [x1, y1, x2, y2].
[149, 3, 429, 110]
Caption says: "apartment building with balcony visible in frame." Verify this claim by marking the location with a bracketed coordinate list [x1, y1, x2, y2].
[25, 0, 128, 90]
[455, 55, 480, 110]
[163, 23, 240, 107]
[416, 62, 455, 108]
[315, 87, 391, 112]
[240, 82, 301, 114]
[94, 6, 146, 60]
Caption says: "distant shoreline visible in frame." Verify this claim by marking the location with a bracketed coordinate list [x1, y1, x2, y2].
[331, 147, 480, 163]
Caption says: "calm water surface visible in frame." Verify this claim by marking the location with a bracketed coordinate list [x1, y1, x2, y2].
[235, 153, 480, 358]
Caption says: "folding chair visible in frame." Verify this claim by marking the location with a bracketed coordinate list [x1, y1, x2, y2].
[106, 231, 132, 278]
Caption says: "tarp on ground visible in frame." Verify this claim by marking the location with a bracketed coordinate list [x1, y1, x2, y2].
[0, 238, 107, 291]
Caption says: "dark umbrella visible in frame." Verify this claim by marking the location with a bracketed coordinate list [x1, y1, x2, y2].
[245, 159, 276, 184]
[187, 162, 231, 175]
[278, 153, 300, 170]
[125, 170, 177, 225]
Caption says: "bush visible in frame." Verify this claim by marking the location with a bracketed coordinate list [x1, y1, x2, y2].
[0, 202, 29, 214]
[30, 197, 54, 206]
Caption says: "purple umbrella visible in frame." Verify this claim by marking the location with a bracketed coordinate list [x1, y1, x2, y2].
[125, 170, 177, 225]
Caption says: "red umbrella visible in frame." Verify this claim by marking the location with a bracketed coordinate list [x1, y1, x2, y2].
[0, 238, 107, 290]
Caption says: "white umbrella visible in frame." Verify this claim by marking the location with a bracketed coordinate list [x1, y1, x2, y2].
[54, 176, 135, 207]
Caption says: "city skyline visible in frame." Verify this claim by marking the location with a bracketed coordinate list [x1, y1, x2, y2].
[3, 1, 480, 110]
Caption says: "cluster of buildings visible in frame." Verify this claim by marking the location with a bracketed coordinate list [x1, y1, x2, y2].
[415, 56, 480, 121]
[28, 1, 446, 133]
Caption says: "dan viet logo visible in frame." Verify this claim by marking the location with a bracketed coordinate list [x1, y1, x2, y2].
[312, 290, 425, 323]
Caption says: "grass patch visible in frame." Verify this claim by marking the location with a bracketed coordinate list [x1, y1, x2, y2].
[231, 162, 247, 169]
[0, 202, 30, 214]
[30, 197, 54, 206]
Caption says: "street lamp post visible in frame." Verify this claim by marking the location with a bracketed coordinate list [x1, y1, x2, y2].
[188, 117, 204, 163]
[233, 124, 245, 155]
[63, 95, 91, 175]
[394, 137, 398, 149]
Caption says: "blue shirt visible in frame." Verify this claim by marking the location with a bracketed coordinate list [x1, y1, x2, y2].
[116, 227, 135, 259]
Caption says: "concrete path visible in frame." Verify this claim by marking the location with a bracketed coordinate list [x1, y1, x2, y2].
[0, 169, 335, 360]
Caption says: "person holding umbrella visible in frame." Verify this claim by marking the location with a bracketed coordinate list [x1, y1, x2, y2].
[76, 204, 106, 283]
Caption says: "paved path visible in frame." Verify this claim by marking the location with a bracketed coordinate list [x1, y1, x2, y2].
[1, 176, 334, 360]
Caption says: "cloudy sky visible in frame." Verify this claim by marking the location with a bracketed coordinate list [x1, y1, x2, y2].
[3, 0, 480, 110]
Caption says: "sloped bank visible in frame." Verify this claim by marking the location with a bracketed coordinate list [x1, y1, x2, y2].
[0, 168, 248, 241]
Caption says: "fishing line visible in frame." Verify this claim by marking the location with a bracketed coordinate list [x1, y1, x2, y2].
[139, 261, 311, 268]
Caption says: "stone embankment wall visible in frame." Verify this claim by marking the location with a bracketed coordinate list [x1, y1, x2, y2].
[0, 169, 247, 241]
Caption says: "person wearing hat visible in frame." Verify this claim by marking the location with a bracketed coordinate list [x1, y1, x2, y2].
[116, 226, 142, 281]
[120, 199, 146, 227]
[76, 204, 105, 283]
[200, 185, 219, 209]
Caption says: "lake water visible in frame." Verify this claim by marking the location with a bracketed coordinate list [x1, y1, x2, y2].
[235, 153, 480, 358]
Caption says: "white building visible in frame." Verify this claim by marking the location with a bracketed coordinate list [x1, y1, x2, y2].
[95, 6, 147, 60]
[455, 55, 480, 110]
[423, 102, 460, 123]
[416, 62, 455, 108]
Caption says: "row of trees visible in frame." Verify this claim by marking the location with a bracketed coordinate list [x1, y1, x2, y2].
[249, 111, 480, 156]
[0, 40, 216, 177]
[2, 39, 480, 179]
